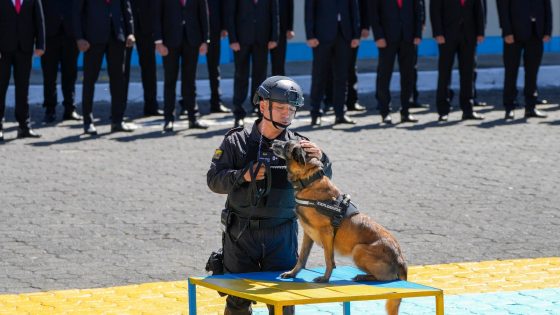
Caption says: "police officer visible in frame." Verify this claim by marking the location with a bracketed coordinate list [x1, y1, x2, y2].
[207, 76, 332, 315]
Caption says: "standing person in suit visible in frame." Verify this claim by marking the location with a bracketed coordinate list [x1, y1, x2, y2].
[270, 0, 294, 76]
[497, 0, 551, 119]
[227, 0, 279, 128]
[123, 0, 162, 117]
[154, 0, 210, 132]
[206, 0, 230, 113]
[0, 0, 45, 140]
[306, 0, 360, 126]
[371, 0, 422, 124]
[471, 0, 487, 108]
[41, 0, 82, 123]
[74, 0, 136, 135]
[431, 0, 486, 122]
[408, 0, 428, 109]
[323, 0, 368, 113]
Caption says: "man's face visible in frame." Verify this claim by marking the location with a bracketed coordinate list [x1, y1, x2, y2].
[260, 101, 297, 126]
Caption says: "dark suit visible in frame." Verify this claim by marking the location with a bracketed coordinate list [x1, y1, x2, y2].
[206, 0, 226, 108]
[431, 0, 485, 116]
[0, 0, 45, 129]
[497, 0, 552, 111]
[270, 0, 293, 76]
[41, 0, 79, 115]
[154, 0, 209, 122]
[74, 0, 134, 126]
[306, 0, 360, 119]
[371, 0, 422, 117]
[123, 0, 159, 114]
[227, 0, 278, 120]
[410, 0, 425, 105]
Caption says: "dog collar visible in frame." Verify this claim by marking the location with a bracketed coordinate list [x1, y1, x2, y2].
[291, 169, 325, 190]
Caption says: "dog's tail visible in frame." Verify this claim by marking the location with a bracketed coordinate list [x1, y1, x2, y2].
[386, 261, 408, 315]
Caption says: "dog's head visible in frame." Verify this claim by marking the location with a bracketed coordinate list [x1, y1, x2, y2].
[272, 140, 323, 180]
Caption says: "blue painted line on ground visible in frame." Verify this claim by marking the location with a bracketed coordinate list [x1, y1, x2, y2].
[253, 288, 560, 315]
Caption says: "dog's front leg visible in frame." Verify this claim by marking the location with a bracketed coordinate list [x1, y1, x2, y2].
[314, 232, 335, 283]
[280, 233, 314, 279]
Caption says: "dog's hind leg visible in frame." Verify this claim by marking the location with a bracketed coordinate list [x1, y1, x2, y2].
[280, 233, 314, 279]
[350, 243, 399, 282]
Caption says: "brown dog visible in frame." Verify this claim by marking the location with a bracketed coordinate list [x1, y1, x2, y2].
[271, 139, 408, 315]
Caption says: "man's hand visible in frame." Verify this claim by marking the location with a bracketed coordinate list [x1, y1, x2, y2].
[375, 38, 387, 48]
[414, 37, 421, 45]
[34, 49, 45, 57]
[221, 30, 228, 38]
[351, 39, 360, 48]
[77, 39, 90, 52]
[286, 30, 295, 40]
[360, 29, 369, 39]
[230, 42, 241, 52]
[543, 35, 551, 43]
[126, 34, 136, 48]
[435, 36, 445, 45]
[156, 43, 168, 56]
[300, 140, 322, 161]
[307, 38, 319, 48]
[477, 36, 485, 44]
[199, 43, 208, 55]
[268, 41, 277, 50]
[243, 163, 266, 182]
[504, 35, 515, 44]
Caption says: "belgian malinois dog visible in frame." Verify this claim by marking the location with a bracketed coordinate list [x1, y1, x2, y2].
[271, 139, 408, 315]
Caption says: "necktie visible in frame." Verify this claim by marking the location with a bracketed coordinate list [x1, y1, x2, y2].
[460, 0, 465, 6]
[15, 0, 21, 14]
[181, 0, 186, 6]
[397, 0, 402, 9]
[106, 0, 110, 4]
[254, 0, 258, 4]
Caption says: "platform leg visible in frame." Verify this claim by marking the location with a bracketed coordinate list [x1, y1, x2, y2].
[274, 304, 283, 315]
[343, 301, 351, 315]
[188, 279, 197, 315]
[435, 293, 444, 315]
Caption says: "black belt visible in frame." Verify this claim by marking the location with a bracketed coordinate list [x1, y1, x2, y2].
[231, 213, 293, 230]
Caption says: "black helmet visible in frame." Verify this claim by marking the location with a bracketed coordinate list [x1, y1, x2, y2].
[252, 76, 304, 108]
[252, 76, 304, 129]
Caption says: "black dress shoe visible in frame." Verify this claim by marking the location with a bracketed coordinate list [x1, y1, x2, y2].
[111, 122, 136, 133]
[536, 98, 548, 105]
[382, 114, 393, 124]
[234, 118, 244, 128]
[524, 108, 547, 118]
[210, 103, 231, 113]
[17, 128, 41, 138]
[84, 123, 98, 135]
[62, 111, 83, 121]
[401, 114, 418, 123]
[462, 112, 485, 120]
[0, 130, 4, 141]
[505, 110, 515, 120]
[347, 102, 366, 111]
[310, 116, 322, 126]
[438, 115, 449, 122]
[163, 120, 174, 132]
[43, 112, 56, 123]
[143, 109, 164, 117]
[334, 115, 356, 125]
[189, 119, 209, 129]
[473, 100, 487, 107]
[408, 101, 429, 108]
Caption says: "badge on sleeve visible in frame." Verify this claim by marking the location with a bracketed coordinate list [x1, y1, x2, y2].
[212, 149, 223, 161]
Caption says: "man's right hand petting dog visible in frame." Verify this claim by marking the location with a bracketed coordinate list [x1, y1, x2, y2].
[271, 139, 408, 315]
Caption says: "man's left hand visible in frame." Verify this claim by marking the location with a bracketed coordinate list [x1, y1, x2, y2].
[300, 140, 322, 161]
[126, 35, 136, 47]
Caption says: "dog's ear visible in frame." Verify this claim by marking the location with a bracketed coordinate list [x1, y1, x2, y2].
[292, 146, 307, 165]
[307, 157, 324, 169]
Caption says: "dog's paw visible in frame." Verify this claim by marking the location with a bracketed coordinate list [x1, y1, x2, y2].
[313, 276, 330, 283]
[280, 271, 296, 279]
[352, 274, 377, 282]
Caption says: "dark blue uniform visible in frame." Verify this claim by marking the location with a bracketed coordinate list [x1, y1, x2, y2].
[207, 119, 332, 314]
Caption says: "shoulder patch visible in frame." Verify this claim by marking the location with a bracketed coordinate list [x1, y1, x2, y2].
[212, 149, 223, 160]
[224, 126, 244, 138]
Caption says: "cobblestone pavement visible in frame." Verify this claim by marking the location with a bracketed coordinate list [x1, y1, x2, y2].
[0, 88, 559, 294]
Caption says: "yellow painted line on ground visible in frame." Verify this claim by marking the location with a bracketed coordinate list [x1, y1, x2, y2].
[0, 257, 558, 315]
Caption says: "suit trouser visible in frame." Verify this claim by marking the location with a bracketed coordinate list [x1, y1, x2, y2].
[232, 43, 268, 120]
[81, 38, 127, 126]
[325, 45, 359, 108]
[207, 32, 223, 107]
[375, 40, 415, 116]
[310, 30, 351, 119]
[124, 33, 159, 113]
[0, 50, 33, 128]
[163, 41, 200, 122]
[41, 31, 79, 113]
[223, 219, 297, 315]
[502, 35, 543, 111]
[270, 32, 287, 76]
[436, 38, 476, 116]
[411, 45, 419, 103]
